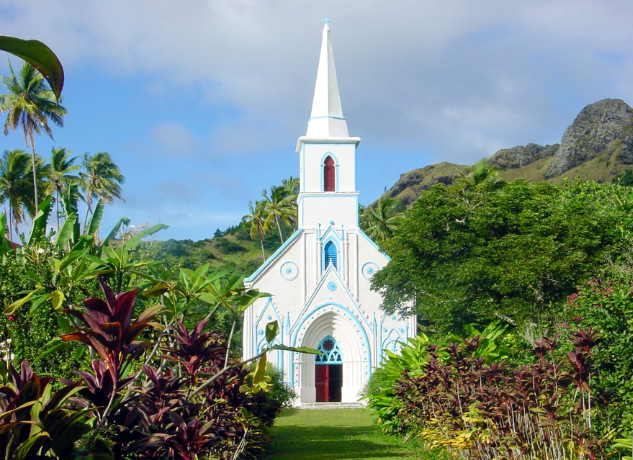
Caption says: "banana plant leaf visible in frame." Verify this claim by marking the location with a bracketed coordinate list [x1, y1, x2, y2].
[124, 223, 169, 250]
[101, 217, 130, 250]
[0, 36, 64, 100]
[28, 195, 52, 245]
[0, 213, 12, 255]
[54, 213, 78, 251]
[85, 200, 104, 238]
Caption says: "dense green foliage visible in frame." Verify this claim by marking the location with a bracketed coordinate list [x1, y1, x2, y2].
[0, 277, 297, 458]
[568, 274, 633, 435]
[366, 326, 610, 458]
[0, 159, 303, 458]
[366, 172, 633, 457]
[0, 213, 307, 458]
[372, 178, 631, 334]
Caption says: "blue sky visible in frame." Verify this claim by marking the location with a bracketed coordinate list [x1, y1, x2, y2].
[1, 1, 633, 241]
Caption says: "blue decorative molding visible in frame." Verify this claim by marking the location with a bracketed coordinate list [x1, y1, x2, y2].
[253, 297, 281, 356]
[327, 281, 337, 291]
[358, 228, 391, 260]
[290, 301, 373, 373]
[361, 261, 379, 280]
[280, 261, 299, 281]
[293, 267, 372, 331]
[245, 229, 303, 282]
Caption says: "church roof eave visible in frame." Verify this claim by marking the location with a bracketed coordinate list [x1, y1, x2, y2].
[244, 229, 304, 285]
[295, 135, 361, 153]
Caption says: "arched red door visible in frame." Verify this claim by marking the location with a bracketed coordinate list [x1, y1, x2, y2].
[315, 336, 342, 402]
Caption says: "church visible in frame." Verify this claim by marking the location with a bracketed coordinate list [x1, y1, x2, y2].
[242, 21, 416, 406]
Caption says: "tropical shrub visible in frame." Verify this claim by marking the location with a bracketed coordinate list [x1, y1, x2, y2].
[0, 361, 100, 458]
[0, 276, 307, 458]
[365, 322, 511, 435]
[0, 252, 85, 381]
[247, 363, 296, 427]
[367, 326, 611, 459]
[567, 275, 633, 437]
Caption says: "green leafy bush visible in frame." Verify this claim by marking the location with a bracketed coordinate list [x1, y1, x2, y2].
[248, 364, 296, 426]
[373, 179, 628, 334]
[0, 253, 85, 381]
[568, 275, 633, 436]
[367, 324, 611, 458]
[1, 277, 294, 459]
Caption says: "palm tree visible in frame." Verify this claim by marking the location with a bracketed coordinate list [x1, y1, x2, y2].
[45, 147, 80, 228]
[0, 61, 67, 208]
[360, 196, 403, 244]
[262, 185, 297, 243]
[281, 176, 299, 200]
[0, 149, 34, 240]
[241, 200, 269, 262]
[80, 152, 125, 229]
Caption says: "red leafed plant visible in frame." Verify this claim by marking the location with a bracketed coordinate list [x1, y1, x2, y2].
[1, 275, 296, 459]
[385, 327, 610, 459]
[61, 276, 161, 381]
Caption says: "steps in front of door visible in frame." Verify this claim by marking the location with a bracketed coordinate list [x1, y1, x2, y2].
[296, 402, 366, 409]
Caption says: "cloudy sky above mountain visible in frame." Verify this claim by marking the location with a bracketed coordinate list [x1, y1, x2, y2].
[1, 1, 632, 240]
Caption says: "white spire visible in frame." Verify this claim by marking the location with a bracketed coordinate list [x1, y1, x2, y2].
[305, 21, 349, 138]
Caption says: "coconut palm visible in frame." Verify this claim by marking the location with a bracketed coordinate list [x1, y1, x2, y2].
[0, 149, 34, 239]
[281, 176, 299, 201]
[241, 200, 269, 262]
[80, 152, 125, 229]
[262, 185, 297, 243]
[360, 195, 403, 244]
[45, 147, 80, 228]
[0, 61, 67, 207]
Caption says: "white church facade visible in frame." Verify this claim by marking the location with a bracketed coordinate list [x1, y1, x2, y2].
[242, 22, 416, 406]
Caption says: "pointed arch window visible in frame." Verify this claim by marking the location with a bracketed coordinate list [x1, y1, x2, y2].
[315, 336, 343, 363]
[324, 241, 338, 269]
[323, 156, 335, 191]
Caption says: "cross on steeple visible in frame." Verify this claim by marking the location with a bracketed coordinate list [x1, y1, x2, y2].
[323, 17, 330, 25]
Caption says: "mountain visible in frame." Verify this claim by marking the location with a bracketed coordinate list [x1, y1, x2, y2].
[384, 98, 633, 205]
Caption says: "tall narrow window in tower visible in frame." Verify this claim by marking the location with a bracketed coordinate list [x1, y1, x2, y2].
[323, 156, 335, 191]
[324, 241, 338, 269]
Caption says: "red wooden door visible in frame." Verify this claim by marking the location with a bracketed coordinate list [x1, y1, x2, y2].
[315, 365, 329, 402]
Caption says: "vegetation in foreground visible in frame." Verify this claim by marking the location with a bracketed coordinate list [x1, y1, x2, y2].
[365, 168, 633, 458]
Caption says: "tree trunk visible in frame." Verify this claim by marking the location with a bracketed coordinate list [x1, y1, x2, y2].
[275, 215, 284, 243]
[30, 147, 38, 211]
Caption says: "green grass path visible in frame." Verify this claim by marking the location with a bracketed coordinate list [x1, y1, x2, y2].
[261, 408, 446, 460]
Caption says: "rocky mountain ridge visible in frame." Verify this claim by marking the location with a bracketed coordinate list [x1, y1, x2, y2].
[385, 98, 633, 205]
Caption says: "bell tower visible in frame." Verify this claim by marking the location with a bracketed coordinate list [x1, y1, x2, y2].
[296, 20, 361, 230]
[243, 20, 416, 406]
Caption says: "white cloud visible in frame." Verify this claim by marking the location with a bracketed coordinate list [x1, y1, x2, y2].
[3, 0, 633, 240]
[151, 122, 200, 158]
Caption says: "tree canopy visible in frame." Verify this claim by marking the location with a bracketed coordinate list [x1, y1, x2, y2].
[372, 177, 631, 333]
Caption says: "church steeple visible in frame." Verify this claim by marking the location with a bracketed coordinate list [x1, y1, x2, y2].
[305, 20, 349, 138]
[296, 21, 360, 230]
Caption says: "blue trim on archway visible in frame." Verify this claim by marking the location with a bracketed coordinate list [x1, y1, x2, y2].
[290, 302, 373, 372]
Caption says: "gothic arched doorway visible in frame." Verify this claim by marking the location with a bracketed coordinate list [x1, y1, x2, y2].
[315, 335, 342, 402]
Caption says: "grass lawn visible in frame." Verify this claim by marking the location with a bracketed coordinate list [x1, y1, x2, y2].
[261, 408, 449, 460]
